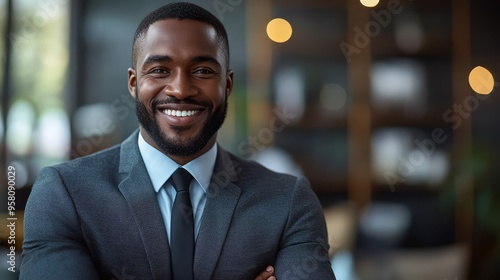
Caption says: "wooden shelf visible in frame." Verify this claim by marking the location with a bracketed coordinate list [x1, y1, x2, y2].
[372, 34, 452, 58]
[252, 0, 467, 233]
[371, 107, 452, 128]
[256, 0, 475, 275]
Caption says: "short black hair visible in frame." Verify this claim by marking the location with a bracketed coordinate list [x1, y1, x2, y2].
[132, 2, 230, 69]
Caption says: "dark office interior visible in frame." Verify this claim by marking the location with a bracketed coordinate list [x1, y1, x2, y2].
[1, 0, 499, 279]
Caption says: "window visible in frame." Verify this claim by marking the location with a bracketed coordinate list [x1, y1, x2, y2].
[3, 0, 71, 187]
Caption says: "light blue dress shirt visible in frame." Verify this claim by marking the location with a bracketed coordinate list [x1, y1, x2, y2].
[137, 133, 217, 244]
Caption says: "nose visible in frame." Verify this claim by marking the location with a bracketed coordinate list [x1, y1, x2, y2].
[163, 70, 197, 100]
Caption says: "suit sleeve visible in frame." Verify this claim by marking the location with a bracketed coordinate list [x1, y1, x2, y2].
[20, 167, 99, 280]
[274, 177, 336, 280]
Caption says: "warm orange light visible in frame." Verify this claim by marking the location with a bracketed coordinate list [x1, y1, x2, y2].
[266, 18, 293, 43]
[360, 0, 380, 8]
[469, 66, 495, 95]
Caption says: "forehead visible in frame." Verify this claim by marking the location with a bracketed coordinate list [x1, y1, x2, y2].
[137, 19, 224, 66]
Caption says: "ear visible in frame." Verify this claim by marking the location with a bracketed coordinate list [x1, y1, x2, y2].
[128, 68, 137, 98]
[225, 70, 234, 97]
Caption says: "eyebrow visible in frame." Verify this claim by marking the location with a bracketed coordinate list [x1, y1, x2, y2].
[191, 55, 221, 68]
[142, 55, 172, 67]
[141, 54, 222, 69]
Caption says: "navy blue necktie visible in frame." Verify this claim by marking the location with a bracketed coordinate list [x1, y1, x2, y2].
[170, 168, 194, 280]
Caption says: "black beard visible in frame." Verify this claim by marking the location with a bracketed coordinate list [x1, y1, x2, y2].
[135, 90, 227, 157]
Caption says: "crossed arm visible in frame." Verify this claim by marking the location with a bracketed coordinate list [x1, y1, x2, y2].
[255, 266, 276, 280]
[256, 177, 336, 280]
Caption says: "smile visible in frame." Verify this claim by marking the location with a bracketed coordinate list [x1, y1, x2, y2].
[163, 109, 200, 117]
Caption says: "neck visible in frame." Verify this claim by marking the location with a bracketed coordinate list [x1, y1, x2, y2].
[139, 127, 217, 165]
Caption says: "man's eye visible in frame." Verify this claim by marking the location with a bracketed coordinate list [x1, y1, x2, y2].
[150, 69, 169, 74]
[193, 68, 214, 75]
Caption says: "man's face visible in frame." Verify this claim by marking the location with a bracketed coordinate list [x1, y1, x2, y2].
[128, 19, 233, 163]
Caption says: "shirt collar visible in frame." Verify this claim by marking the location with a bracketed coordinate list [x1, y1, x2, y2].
[137, 132, 217, 193]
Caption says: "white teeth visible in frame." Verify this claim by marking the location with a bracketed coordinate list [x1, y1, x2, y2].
[163, 109, 199, 117]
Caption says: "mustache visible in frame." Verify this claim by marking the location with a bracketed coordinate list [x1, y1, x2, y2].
[151, 97, 211, 108]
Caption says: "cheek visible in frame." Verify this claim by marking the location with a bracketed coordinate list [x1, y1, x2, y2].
[213, 84, 229, 103]
[138, 79, 165, 100]
[196, 83, 224, 106]
[211, 94, 226, 111]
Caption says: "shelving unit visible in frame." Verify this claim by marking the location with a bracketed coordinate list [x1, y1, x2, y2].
[246, 0, 474, 277]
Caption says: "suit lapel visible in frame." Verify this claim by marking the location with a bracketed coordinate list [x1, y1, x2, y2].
[118, 131, 171, 280]
[194, 147, 241, 280]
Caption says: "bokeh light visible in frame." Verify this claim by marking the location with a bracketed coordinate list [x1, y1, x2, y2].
[469, 66, 495, 95]
[320, 84, 347, 111]
[360, 0, 380, 8]
[6, 100, 36, 156]
[266, 18, 293, 43]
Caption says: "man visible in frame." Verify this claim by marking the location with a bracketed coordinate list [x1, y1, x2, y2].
[20, 2, 335, 279]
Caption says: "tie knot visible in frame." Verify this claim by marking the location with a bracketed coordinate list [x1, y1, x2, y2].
[171, 168, 192, 192]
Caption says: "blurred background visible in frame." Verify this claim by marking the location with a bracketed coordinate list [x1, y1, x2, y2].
[1, 0, 499, 279]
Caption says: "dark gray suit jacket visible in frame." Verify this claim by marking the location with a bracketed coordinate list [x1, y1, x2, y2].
[20, 131, 335, 280]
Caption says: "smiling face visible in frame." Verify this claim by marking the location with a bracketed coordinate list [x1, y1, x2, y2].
[128, 19, 233, 164]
